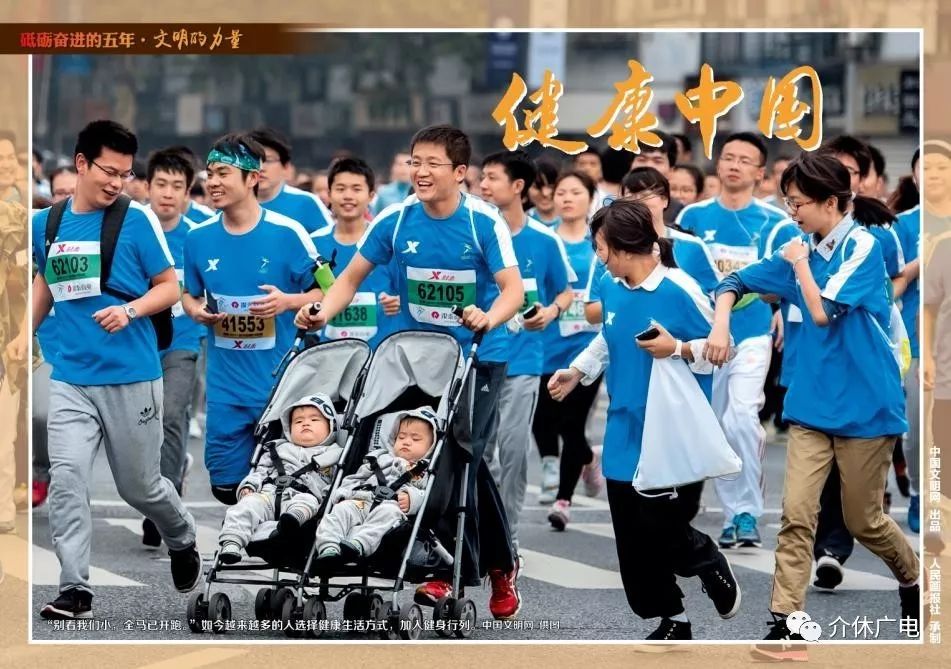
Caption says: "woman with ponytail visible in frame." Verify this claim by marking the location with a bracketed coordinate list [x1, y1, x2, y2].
[547, 199, 741, 641]
[705, 151, 920, 641]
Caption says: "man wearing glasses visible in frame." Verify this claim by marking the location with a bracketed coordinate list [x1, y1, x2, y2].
[28, 120, 201, 619]
[676, 132, 790, 551]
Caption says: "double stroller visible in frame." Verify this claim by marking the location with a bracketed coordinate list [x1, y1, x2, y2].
[186, 329, 485, 640]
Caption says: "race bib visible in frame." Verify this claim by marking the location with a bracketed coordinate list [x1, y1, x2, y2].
[325, 291, 378, 341]
[171, 268, 185, 319]
[787, 304, 804, 323]
[45, 241, 101, 302]
[710, 244, 761, 310]
[406, 266, 477, 327]
[559, 289, 600, 337]
[521, 278, 539, 311]
[211, 293, 276, 351]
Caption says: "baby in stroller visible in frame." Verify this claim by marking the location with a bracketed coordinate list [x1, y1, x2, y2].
[314, 407, 438, 563]
[217, 394, 343, 564]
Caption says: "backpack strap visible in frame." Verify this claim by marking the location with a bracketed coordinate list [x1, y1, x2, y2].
[43, 199, 69, 258]
[99, 195, 133, 297]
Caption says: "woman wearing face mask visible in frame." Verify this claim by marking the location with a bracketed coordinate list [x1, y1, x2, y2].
[704, 151, 920, 641]
[547, 199, 741, 640]
[584, 167, 722, 325]
[531, 171, 603, 524]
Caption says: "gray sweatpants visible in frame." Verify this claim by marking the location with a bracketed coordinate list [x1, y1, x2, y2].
[220, 486, 320, 547]
[161, 350, 199, 492]
[316, 499, 405, 555]
[47, 379, 197, 594]
[904, 358, 921, 496]
[484, 374, 540, 549]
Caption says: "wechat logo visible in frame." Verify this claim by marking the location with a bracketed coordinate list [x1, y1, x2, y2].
[788, 610, 822, 642]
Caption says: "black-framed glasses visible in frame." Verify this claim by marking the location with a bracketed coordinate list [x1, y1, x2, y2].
[90, 159, 135, 182]
[405, 159, 455, 170]
[783, 197, 815, 212]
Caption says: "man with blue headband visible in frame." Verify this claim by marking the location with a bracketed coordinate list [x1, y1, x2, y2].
[182, 132, 326, 505]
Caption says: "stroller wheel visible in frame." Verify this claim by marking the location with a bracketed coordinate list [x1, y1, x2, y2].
[451, 598, 477, 639]
[208, 592, 232, 634]
[303, 598, 327, 638]
[432, 596, 455, 638]
[186, 591, 207, 633]
[254, 588, 273, 621]
[398, 603, 424, 641]
[368, 594, 386, 621]
[271, 587, 294, 620]
[281, 596, 304, 638]
[343, 592, 369, 622]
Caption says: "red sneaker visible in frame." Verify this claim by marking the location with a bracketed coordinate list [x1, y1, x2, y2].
[32, 481, 49, 508]
[414, 580, 453, 606]
[488, 561, 522, 620]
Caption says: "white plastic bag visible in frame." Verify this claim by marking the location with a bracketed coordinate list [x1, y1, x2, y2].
[888, 303, 911, 380]
[634, 357, 742, 496]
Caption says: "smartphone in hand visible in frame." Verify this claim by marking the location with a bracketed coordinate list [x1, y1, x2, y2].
[634, 326, 660, 342]
[204, 290, 219, 314]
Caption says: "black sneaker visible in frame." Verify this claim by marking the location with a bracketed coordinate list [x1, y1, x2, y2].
[814, 554, 844, 591]
[339, 539, 365, 562]
[169, 543, 203, 592]
[646, 618, 692, 640]
[900, 584, 920, 634]
[763, 613, 804, 641]
[40, 588, 93, 620]
[698, 551, 741, 619]
[142, 518, 161, 548]
[277, 513, 301, 536]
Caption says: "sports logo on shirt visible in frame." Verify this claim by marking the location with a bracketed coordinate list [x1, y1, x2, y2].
[402, 240, 420, 254]
[702, 230, 716, 242]
[205, 258, 220, 272]
[605, 312, 616, 325]
[259, 257, 270, 273]
[461, 243, 474, 260]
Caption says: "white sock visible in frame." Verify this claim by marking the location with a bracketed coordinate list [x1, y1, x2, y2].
[670, 612, 689, 623]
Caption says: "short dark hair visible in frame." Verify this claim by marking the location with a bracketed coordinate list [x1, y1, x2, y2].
[621, 166, 670, 202]
[820, 135, 872, 178]
[410, 124, 471, 167]
[74, 120, 137, 163]
[673, 164, 705, 195]
[132, 161, 147, 182]
[720, 132, 768, 166]
[248, 126, 292, 166]
[147, 147, 196, 187]
[49, 166, 77, 191]
[867, 143, 885, 177]
[554, 169, 597, 201]
[32, 148, 42, 163]
[672, 133, 693, 156]
[190, 180, 206, 198]
[533, 159, 560, 190]
[640, 130, 679, 167]
[209, 132, 265, 195]
[575, 146, 602, 163]
[328, 156, 376, 192]
[482, 150, 537, 198]
[600, 147, 634, 184]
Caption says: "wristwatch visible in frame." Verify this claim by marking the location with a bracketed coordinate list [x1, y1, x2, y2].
[671, 339, 683, 360]
[123, 304, 137, 321]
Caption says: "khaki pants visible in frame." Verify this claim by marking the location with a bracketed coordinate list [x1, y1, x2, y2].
[770, 425, 920, 614]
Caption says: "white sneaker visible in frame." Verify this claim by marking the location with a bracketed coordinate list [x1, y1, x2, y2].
[581, 446, 605, 497]
[188, 418, 202, 439]
[539, 456, 559, 505]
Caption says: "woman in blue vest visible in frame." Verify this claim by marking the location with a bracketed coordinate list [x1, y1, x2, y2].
[705, 151, 919, 640]
[547, 199, 741, 640]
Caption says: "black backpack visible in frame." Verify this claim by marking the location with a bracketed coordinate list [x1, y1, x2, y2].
[45, 195, 173, 350]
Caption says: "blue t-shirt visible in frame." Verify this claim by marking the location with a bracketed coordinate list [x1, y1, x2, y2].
[760, 217, 803, 388]
[542, 230, 600, 373]
[187, 200, 216, 223]
[676, 197, 787, 344]
[866, 224, 906, 280]
[358, 193, 519, 364]
[162, 215, 203, 355]
[599, 265, 715, 481]
[33, 199, 174, 386]
[894, 206, 920, 358]
[507, 217, 574, 377]
[728, 215, 907, 437]
[585, 227, 722, 305]
[260, 182, 334, 234]
[526, 207, 561, 228]
[310, 224, 399, 350]
[184, 208, 319, 406]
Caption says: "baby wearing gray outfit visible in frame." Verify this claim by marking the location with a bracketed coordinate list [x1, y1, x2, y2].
[218, 394, 343, 564]
[315, 407, 437, 562]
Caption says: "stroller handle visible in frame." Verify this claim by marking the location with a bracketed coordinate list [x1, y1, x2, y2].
[294, 302, 322, 342]
[450, 305, 486, 349]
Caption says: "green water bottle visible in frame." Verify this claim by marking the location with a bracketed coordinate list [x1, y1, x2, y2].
[313, 255, 336, 293]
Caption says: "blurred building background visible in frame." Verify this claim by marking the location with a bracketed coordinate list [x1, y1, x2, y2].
[32, 31, 920, 181]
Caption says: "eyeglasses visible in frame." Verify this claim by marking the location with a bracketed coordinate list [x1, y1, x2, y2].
[783, 197, 815, 212]
[90, 159, 135, 182]
[719, 155, 762, 168]
[406, 159, 455, 170]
